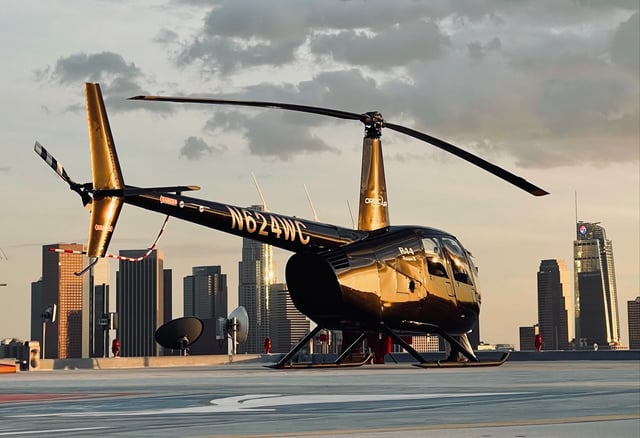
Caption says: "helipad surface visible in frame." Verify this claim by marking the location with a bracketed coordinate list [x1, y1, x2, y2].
[0, 360, 638, 437]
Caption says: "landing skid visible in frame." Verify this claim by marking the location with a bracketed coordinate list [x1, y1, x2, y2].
[268, 327, 373, 369]
[270, 352, 374, 369]
[268, 322, 509, 369]
[413, 352, 510, 368]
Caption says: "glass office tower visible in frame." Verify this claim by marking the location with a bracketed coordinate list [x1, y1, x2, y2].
[238, 205, 274, 354]
[537, 259, 570, 350]
[574, 222, 620, 348]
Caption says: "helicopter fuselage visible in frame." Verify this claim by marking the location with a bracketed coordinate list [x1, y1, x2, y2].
[121, 192, 479, 336]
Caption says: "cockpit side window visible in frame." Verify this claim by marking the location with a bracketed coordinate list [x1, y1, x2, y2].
[422, 238, 448, 278]
[442, 237, 474, 285]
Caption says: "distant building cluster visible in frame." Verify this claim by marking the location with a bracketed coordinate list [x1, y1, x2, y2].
[519, 221, 637, 352]
[13, 215, 640, 361]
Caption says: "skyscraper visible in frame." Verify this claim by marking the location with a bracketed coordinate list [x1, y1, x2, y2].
[39, 244, 88, 359]
[269, 282, 310, 353]
[537, 259, 570, 350]
[116, 249, 167, 357]
[628, 297, 640, 350]
[574, 222, 621, 348]
[88, 259, 110, 358]
[30, 279, 43, 345]
[519, 325, 536, 351]
[184, 266, 228, 320]
[238, 205, 274, 354]
[183, 265, 228, 355]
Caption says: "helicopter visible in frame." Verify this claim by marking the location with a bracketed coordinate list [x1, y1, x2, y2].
[35, 82, 548, 368]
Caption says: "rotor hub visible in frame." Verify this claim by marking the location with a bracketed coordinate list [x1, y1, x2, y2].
[362, 111, 384, 138]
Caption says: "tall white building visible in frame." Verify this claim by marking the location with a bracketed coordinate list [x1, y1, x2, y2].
[238, 205, 275, 354]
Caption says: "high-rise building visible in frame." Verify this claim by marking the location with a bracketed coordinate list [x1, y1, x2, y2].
[163, 269, 172, 325]
[88, 259, 109, 358]
[238, 205, 275, 354]
[39, 244, 88, 359]
[537, 259, 570, 350]
[269, 282, 310, 353]
[183, 266, 228, 319]
[628, 297, 640, 350]
[519, 325, 536, 351]
[411, 335, 440, 352]
[183, 265, 229, 355]
[30, 279, 43, 344]
[116, 249, 168, 357]
[574, 222, 621, 348]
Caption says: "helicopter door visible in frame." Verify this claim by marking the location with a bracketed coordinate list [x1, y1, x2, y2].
[394, 238, 426, 300]
[421, 238, 455, 300]
[441, 237, 476, 306]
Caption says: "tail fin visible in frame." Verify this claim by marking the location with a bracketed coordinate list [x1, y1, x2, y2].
[85, 83, 124, 258]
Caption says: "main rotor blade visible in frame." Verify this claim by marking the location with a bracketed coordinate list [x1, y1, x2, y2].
[129, 95, 364, 122]
[130, 95, 548, 196]
[384, 122, 549, 196]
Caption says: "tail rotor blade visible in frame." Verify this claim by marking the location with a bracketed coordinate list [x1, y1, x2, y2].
[34, 141, 93, 206]
[34, 141, 76, 186]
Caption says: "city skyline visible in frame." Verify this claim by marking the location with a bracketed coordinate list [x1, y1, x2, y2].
[1, 2, 638, 348]
[21, 236, 637, 356]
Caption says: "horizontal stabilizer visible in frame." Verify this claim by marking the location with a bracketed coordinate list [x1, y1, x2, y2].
[93, 185, 201, 197]
[122, 185, 200, 196]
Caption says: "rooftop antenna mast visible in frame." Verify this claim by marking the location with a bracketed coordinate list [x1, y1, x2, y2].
[303, 184, 319, 222]
[0, 248, 7, 287]
[347, 200, 356, 229]
[251, 172, 268, 211]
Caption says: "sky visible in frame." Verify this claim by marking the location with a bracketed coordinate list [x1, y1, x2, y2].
[1, 0, 638, 348]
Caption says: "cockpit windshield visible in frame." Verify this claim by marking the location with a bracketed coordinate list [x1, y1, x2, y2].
[441, 237, 474, 285]
[422, 238, 448, 278]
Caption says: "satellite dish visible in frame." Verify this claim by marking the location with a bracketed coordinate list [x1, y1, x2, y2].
[155, 317, 204, 351]
[228, 306, 249, 344]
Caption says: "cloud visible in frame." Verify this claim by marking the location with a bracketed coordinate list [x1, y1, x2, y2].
[0, 167, 10, 174]
[147, 1, 639, 167]
[180, 136, 226, 160]
[203, 109, 337, 160]
[467, 37, 501, 63]
[171, 0, 454, 74]
[310, 20, 450, 70]
[610, 12, 640, 73]
[242, 112, 336, 160]
[48, 52, 142, 84]
[176, 36, 299, 75]
[35, 51, 172, 114]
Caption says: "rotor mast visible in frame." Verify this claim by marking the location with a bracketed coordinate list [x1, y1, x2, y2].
[358, 112, 390, 231]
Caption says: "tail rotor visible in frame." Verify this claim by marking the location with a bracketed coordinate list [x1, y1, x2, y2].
[34, 141, 92, 207]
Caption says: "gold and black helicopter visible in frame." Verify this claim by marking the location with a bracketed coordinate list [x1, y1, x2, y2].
[35, 83, 548, 368]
